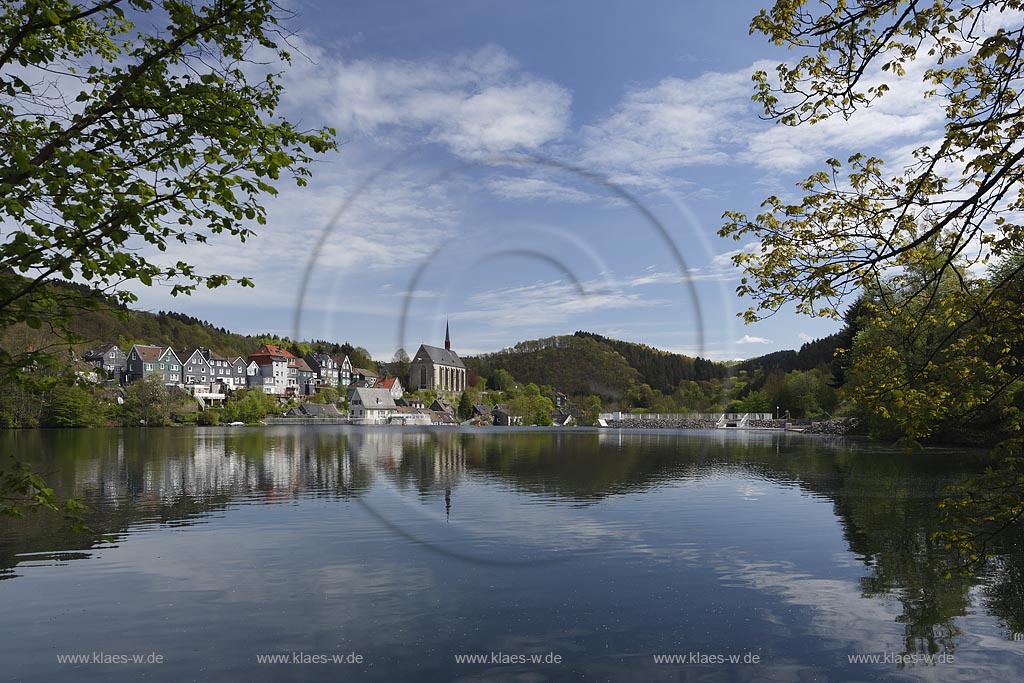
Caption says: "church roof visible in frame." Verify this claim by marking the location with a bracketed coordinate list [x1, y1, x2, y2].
[414, 344, 465, 369]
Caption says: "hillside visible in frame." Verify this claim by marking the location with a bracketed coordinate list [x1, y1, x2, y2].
[465, 335, 642, 399]
[573, 331, 727, 391]
[0, 279, 374, 368]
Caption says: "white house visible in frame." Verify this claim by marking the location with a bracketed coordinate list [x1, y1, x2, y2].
[349, 387, 397, 424]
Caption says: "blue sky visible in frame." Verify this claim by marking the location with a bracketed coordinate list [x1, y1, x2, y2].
[132, 0, 951, 361]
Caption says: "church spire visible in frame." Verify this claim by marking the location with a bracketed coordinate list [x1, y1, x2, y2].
[444, 319, 451, 350]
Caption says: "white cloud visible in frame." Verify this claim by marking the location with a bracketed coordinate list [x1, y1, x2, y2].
[485, 174, 596, 204]
[284, 42, 571, 160]
[141, 157, 459, 310]
[580, 67, 761, 184]
[798, 332, 814, 342]
[579, 54, 948, 183]
[737, 334, 772, 345]
[453, 278, 661, 329]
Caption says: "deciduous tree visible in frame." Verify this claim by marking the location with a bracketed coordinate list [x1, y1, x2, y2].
[0, 0, 335, 518]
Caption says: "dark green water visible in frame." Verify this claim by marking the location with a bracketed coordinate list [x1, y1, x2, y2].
[0, 427, 1021, 681]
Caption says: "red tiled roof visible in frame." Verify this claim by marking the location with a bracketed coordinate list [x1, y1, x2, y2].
[378, 377, 399, 389]
[133, 345, 168, 362]
[248, 344, 300, 367]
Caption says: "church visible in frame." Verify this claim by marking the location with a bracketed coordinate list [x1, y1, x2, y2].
[408, 322, 467, 394]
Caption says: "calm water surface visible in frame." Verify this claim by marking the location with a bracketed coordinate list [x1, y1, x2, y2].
[1, 427, 1021, 681]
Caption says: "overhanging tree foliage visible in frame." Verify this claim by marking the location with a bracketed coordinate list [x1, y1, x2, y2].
[723, 0, 1024, 321]
[723, 0, 1024, 564]
[0, 0, 335, 520]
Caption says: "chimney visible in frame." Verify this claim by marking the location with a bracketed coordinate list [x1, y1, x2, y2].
[445, 320, 451, 351]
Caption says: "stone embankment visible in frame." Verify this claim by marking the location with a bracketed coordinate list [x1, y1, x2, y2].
[605, 417, 859, 434]
[606, 417, 719, 429]
[801, 418, 859, 435]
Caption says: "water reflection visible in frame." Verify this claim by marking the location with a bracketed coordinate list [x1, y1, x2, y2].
[0, 426, 1021, 681]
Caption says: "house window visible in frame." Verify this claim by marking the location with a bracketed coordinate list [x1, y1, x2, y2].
[188, 365, 193, 372]
[146, 363, 153, 370]
[159, 363, 165, 370]
[170, 374, 178, 380]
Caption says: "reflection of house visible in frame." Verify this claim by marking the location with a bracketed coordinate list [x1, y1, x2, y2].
[126, 345, 182, 386]
[349, 387, 396, 424]
[82, 344, 127, 381]
[408, 322, 466, 393]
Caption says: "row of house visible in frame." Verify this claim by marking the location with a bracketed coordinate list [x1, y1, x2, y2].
[82, 326, 578, 426]
[81, 325, 471, 401]
[81, 343, 358, 398]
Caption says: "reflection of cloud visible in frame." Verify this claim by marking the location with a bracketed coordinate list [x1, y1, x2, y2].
[714, 554, 903, 651]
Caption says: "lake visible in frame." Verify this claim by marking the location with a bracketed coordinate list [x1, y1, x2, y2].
[1, 427, 1021, 681]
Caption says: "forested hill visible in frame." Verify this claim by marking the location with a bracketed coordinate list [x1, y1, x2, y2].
[0, 279, 374, 368]
[464, 335, 642, 399]
[735, 332, 845, 375]
[464, 333, 728, 398]
[572, 331, 726, 392]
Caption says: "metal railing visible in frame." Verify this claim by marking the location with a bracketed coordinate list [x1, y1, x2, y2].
[598, 412, 775, 421]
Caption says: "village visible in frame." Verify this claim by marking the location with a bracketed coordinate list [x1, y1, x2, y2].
[78, 323, 575, 427]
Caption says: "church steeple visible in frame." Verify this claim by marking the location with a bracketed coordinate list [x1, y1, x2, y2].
[444, 320, 451, 350]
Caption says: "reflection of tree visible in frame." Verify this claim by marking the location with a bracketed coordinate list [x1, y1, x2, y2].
[0, 428, 375, 576]
[820, 453, 974, 655]
[2, 427, 1019, 652]
[983, 544, 1024, 638]
[383, 430, 1004, 654]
